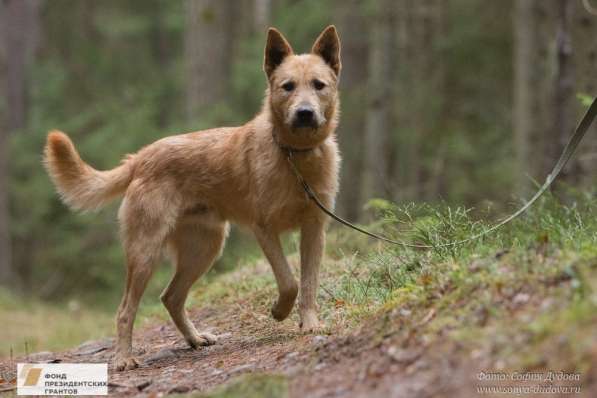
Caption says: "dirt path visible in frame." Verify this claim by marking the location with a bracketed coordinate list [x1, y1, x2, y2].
[2, 282, 595, 397]
[0, 298, 463, 398]
[2, 305, 595, 398]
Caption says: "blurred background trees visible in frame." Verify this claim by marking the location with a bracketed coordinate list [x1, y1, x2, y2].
[0, 0, 595, 304]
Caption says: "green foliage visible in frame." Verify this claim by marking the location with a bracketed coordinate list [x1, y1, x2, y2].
[577, 92, 595, 108]
[179, 374, 288, 398]
[316, 191, 597, 330]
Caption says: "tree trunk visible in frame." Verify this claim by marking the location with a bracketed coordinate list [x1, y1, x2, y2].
[0, 0, 43, 122]
[513, 0, 558, 191]
[184, 0, 234, 124]
[1, 0, 41, 132]
[551, 0, 575, 182]
[513, 0, 534, 193]
[335, 0, 368, 221]
[253, 0, 271, 33]
[361, 0, 395, 204]
[571, 0, 597, 187]
[392, 0, 446, 201]
[513, 0, 596, 191]
[0, 127, 11, 285]
[0, 0, 41, 286]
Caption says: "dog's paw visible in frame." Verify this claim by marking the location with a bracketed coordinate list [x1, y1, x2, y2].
[271, 301, 293, 321]
[187, 331, 218, 349]
[299, 311, 322, 333]
[113, 355, 139, 371]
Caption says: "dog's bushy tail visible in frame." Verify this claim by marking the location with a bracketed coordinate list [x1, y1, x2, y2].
[43, 130, 134, 211]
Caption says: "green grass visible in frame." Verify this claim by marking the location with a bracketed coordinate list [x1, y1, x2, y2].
[0, 289, 115, 358]
[0, 265, 194, 358]
[176, 374, 288, 398]
[186, 190, 597, 373]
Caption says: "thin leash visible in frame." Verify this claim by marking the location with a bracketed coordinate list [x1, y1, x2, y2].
[287, 98, 597, 249]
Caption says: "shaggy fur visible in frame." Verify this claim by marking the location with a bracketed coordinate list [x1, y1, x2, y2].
[44, 26, 342, 371]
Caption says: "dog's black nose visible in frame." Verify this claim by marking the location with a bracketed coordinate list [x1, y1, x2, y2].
[296, 107, 314, 122]
[294, 107, 316, 128]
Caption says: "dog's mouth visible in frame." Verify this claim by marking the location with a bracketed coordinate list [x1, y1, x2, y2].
[291, 118, 319, 130]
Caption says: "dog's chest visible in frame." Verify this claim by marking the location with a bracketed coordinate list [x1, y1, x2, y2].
[259, 146, 339, 230]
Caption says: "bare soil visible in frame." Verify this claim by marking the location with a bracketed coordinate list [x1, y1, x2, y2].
[1, 296, 595, 397]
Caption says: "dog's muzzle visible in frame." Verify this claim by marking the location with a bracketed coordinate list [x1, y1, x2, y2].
[292, 106, 319, 129]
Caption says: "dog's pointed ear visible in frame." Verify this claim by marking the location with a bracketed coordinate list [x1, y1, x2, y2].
[311, 25, 341, 76]
[264, 28, 294, 78]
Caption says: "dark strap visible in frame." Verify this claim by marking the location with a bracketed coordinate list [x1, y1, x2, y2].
[287, 97, 597, 249]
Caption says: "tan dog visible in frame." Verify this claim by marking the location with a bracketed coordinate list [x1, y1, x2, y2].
[44, 26, 341, 371]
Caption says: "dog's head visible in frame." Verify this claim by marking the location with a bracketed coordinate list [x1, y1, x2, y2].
[264, 26, 341, 149]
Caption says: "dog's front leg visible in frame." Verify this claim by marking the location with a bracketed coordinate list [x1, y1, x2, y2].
[299, 218, 326, 332]
[254, 227, 298, 321]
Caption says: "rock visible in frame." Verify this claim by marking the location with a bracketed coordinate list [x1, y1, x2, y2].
[76, 339, 113, 356]
[136, 380, 151, 391]
[286, 351, 299, 359]
[143, 349, 178, 365]
[314, 362, 327, 371]
[168, 385, 190, 393]
[228, 363, 255, 375]
[512, 292, 530, 305]
[210, 368, 224, 376]
[312, 335, 327, 345]
[468, 259, 484, 272]
[386, 346, 421, 365]
[26, 351, 54, 361]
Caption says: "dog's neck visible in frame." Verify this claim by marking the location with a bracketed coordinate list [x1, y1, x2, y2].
[271, 131, 315, 154]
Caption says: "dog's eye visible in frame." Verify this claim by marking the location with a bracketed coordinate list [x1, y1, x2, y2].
[313, 80, 326, 90]
[281, 82, 295, 92]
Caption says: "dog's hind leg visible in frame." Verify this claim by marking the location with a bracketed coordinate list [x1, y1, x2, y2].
[114, 237, 165, 370]
[114, 251, 159, 371]
[253, 227, 298, 321]
[114, 184, 178, 371]
[161, 217, 228, 349]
